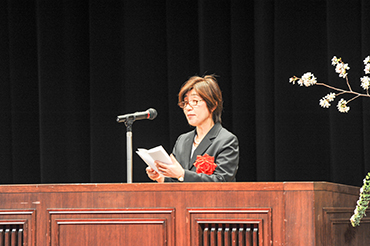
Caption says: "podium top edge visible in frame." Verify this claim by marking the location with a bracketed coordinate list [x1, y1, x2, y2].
[0, 181, 360, 194]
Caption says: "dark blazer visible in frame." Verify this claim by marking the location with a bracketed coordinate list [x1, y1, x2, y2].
[165, 123, 239, 182]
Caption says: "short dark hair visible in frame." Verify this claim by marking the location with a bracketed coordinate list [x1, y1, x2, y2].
[178, 74, 223, 123]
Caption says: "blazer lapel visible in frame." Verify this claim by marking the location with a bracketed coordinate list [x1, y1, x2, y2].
[188, 123, 222, 170]
[183, 130, 196, 170]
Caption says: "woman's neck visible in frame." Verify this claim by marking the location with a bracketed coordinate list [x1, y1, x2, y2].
[196, 119, 215, 140]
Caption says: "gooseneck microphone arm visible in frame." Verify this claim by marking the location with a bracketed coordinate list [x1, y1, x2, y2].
[117, 108, 157, 183]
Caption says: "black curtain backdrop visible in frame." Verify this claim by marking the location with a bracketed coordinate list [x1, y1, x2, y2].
[1, 0, 369, 186]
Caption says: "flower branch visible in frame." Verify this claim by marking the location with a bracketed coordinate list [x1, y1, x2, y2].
[289, 56, 370, 113]
[315, 82, 370, 98]
[345, 75, 352, 92]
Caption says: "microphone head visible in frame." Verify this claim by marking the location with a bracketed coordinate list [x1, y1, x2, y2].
[147, 108, 157, 120]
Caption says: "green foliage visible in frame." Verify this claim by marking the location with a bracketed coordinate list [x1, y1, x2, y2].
[350, 172, 370, 227]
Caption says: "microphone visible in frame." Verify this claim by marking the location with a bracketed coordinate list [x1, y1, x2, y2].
[117, 108, 158, 123]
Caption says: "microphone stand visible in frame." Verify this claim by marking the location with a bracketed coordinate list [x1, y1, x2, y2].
[117, 109, 157, 183]
[124, 117, 135, 183]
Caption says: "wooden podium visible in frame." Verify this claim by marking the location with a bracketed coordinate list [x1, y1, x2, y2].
[0, 182, 368, 246]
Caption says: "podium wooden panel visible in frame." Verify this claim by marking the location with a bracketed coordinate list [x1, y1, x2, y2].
[0, 182, 368, 245]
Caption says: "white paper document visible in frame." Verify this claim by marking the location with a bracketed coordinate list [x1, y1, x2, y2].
[136, 145, 172, 176]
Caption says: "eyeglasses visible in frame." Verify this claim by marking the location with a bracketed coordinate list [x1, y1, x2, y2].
[178, 99, 204, 108]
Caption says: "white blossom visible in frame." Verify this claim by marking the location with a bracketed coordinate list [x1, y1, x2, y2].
[300, 72, 317, 87]
[289, 77, 298, 84]
[334, 62, 350, 78]
[364, 56, 370, 64]
[350, 214, 356, 223]
[319, 93, 336, 108]
[325, 92, 336, 102]
[335, 63, 343, 73]
[331, 56, 339, 66]
[364, 64, 370, 74]
[337, 99, 350, 113]
[319, 98, 330, 108]
[360, 76, 370, 90]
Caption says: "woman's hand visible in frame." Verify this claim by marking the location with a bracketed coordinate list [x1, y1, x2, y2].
[146, 166, 164, 183]
[155, 154, 184, 180]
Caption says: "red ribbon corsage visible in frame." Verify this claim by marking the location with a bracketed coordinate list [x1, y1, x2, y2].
[193, 154, 217, 175]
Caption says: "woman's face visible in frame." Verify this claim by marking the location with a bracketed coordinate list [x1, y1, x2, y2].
[183, 89, 214, 127]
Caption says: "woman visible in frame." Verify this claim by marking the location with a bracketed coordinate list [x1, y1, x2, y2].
[146, 75, 239, 182]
